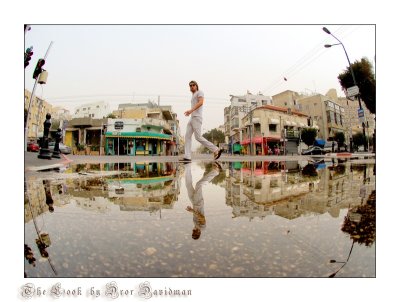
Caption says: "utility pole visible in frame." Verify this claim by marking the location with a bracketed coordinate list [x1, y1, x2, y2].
[25, 41, 53, 151]
[323, 27, 367, 152]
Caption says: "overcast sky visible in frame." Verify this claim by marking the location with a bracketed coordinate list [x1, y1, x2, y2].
[24, 24, 375, 133]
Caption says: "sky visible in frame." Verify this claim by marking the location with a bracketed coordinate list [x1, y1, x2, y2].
[24, 24, 375, 134]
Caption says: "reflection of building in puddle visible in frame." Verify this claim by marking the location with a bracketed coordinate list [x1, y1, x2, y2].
[24, 177, 71, 222]
[106, 162, 180, 213]
[225, 161, 375, 220]
[74, 196, 111, 213]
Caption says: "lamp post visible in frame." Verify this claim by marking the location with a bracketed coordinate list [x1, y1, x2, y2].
[323, 27, 367, 152]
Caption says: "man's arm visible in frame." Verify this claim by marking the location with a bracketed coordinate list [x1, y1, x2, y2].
[184, 96, 204, 116]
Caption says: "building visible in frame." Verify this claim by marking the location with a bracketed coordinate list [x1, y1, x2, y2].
[64, 117, 107, 153]
[224, 91, 273, 154]
[335, 92, 375, 149]
[24, 89, 53, 140]
[109, 101, 181, 155]
[73, 101, 110, 119]
[240, 105, 309, 155]
[104, 118, 173, 155]
[272, 89, 346, 142]
[64, 100, 181, 156]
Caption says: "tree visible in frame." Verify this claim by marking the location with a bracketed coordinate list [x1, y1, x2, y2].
[334, 132, 345, 150]
[301, 128, 317, 147]
[203, 128, 225, 145]
[107, 113, 116, 119]
[352, 132, 366, 149]
[338, 57, 375, 114]
[198, 129, 225, 154]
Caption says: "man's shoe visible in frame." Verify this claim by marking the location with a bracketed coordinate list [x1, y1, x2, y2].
[214, 149, 223, 160]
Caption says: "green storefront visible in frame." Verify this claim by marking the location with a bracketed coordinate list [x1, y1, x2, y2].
[105, 131, 172, 156]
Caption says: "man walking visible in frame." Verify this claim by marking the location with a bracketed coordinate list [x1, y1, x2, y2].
[179, 80, 222, 162]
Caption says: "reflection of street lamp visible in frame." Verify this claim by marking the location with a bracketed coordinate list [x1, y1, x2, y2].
[328, 240, 355, 277]
[323, 26, 367, 152]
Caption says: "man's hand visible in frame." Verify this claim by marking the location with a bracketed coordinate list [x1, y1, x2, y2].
[184, 110, 192, 116]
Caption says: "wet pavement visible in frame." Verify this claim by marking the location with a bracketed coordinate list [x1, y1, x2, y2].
[24, 158, 375, 277]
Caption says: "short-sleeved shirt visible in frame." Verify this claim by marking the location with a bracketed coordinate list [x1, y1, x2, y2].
[190, 90, 204, 118]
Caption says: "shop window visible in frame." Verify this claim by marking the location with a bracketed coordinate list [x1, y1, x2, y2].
[269, 124, 277, 132]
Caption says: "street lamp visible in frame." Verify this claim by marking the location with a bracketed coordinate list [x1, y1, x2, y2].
[322, 27, 367, 152]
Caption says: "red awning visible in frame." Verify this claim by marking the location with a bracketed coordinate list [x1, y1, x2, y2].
[241, 137, 263, 144]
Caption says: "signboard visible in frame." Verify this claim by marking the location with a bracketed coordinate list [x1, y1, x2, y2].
[346, 85, 359, 97]
[358, 108, 365, 122]
[114, 121, 124, 130]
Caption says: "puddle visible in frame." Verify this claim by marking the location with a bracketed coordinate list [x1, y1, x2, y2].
[24, 159, 375, 277]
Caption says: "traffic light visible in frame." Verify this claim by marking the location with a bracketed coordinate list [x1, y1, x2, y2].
[33, 58, 45, 79]
[24, 47, 33, 68]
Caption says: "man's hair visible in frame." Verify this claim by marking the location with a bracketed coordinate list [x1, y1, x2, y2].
[189, 80, 199, 90]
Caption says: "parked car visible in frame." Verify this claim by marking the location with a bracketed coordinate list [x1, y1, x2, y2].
[301, 146, 327, 155]
[323, 141, 337, 153]
[27, 141, 40, 152]
[48, 142, 72, 154]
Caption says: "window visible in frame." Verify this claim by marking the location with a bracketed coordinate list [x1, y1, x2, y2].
[83, 108, 86, 111]
[96, 105, 100, 108]
[330, 111, 335, 123]
[269, 124, 277, 132]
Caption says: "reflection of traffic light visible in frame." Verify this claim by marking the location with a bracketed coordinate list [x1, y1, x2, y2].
[24, 47, 33, 68]
[33, 58, 45, 79]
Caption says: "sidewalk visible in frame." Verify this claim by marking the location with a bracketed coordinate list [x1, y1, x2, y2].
[24, 151, 72, 171]
[25, 152, 375, 171]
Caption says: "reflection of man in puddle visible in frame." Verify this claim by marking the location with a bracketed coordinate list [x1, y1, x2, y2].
[185, 162, 221, 240]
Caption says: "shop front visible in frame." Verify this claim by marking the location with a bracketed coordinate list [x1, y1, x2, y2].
[105, 132, 172, 156]
[241, 136, 283, 155]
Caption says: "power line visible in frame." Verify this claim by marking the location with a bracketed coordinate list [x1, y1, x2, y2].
[261, 26, 360, 96]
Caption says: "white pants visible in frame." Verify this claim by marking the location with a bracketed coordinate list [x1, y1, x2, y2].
[184, 117, 218, 159]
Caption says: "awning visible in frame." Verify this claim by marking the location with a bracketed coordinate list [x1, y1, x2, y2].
[314, 139, 326, 146]
[105, 131, 172, 140]
[252, 137, 263, 144]
[269, 118, 279, 124]
[240, 137, 263, 144]
[312, 125, 319, 129]
[252, 117, 260, 124]
[107, 176, 173, 185]
[299, 123, 306, 127]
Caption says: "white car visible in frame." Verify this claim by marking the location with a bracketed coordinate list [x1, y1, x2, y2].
[48, 142, 72, 154]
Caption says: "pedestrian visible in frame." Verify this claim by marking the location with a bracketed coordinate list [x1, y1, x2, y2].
[179, 80, 222, 163]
